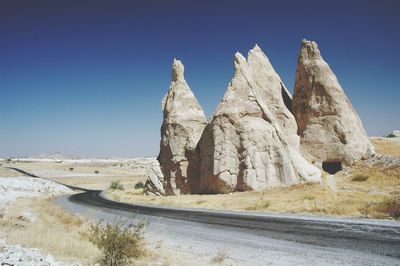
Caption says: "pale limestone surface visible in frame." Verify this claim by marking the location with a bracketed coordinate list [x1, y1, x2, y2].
[292, 40, 375, 166]
[156, 59, 207, 195]
[144, 162, 165, 196]
[197, 45, 321, 193]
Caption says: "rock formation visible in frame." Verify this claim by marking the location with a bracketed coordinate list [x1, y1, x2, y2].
[156, 59, 207, 195]
[144, 162, 166, 196]
[292, 39, 375, 167]
[197, 45, 321, 194]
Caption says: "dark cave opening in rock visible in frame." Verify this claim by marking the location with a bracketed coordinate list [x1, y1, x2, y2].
[322, 161, 342, 174]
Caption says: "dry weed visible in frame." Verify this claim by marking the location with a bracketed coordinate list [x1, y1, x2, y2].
[211, 249, 227, 264]
[0, 198, 100, 265]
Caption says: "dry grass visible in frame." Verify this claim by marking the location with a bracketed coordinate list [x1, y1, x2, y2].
[0, 197, 100, 265]
[210, 249, 227, 264]
[108, 164, 400, 219]
[371, 137, 400, 156]
[106, 137, 400, 219]
[245, 200, 271, 211]
[0, 197, 213, 265]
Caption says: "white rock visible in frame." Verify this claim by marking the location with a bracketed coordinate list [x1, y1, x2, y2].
[292, 40, 375, 166]
[144, 162, 166, 196]
[0, 176, 72, 209]
[197, 45, 321, 193]
[155, 59, 207, 195]
[0, 239, 81, 266]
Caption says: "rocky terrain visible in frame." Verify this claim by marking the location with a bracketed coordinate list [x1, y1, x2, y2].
[0, 240, 80, 266]
[0, 169, 80, 265]
[0, 175, 72, 208]
[145, 39, 375, 196]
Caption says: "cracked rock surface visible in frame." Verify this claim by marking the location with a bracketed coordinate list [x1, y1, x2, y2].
[292, 40, 375, 166]
[153, 59, 207, 195]
[197, 45, 321, 193]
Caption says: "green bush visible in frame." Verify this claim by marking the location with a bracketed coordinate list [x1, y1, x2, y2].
[134, 181, 145, 189]
[110, 181, 124, 190]
[89, 218, 146, 266]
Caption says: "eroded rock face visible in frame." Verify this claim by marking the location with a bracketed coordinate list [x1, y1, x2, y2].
[144, 162, 165, 196]
[197, 45, 321, 193]
[156, 59, 207, 195]
[292, 40, 375, 166]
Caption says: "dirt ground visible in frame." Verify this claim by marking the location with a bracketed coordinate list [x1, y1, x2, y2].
[2, 138, 399, 220]
[0, 197, 216, 266]
[1, 159, 151, 190]
[106, 138, 400, 220]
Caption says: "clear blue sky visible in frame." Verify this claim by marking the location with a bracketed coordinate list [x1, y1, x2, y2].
[0, 0, 399, 158]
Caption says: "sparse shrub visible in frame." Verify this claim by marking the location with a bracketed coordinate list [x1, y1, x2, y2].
[211, 249, 227, 264]
[378, 193, 400, 219]
[112, 194, 121, 201]
[134, 181, 144, 189]
[351, 175, 369, 182]
[303, 195, 315, 201]
[69, 167, 74, 171]
[88, 218, 146, 266]
[358, 202, 375, 218]
[110, 181, 124, 190]
[196, 200, 206, 205]
[94, 170, 99, 174]
[245, 200, 271, 211]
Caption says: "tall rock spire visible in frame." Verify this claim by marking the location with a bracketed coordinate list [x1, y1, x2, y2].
[197, 45, 321, 193]
[157, 59, 207, 195]
[292, 39, 375, 167]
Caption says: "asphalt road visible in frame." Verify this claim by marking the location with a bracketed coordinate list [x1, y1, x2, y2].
[56, 190, 400, 265]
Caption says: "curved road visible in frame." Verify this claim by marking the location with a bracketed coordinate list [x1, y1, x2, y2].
[57, 190, 400, 265]
[8, 167, 400, 265]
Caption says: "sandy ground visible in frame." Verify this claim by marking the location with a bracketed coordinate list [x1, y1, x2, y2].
[1, 158, 155, 190]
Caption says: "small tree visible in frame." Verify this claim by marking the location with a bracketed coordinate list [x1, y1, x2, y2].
[110, 181, 124, 190]
[386, 133, 396, 138]
[135, 181, 145, 189]
[89, 218, 147, 266]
